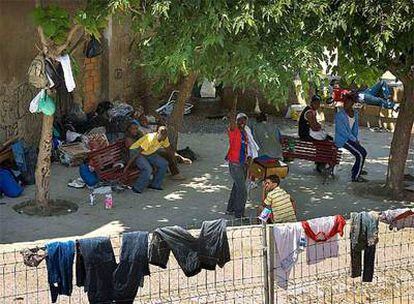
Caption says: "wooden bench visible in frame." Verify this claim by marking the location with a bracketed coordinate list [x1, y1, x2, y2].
[280, 135, 342, 182]
[88, 140, 139, 186]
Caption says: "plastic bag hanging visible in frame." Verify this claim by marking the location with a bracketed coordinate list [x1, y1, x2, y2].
[84, 36, 103, 58]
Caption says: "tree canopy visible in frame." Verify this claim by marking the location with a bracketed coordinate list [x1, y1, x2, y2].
[322, 0, 414, 84]
[131, 0, 330, 103]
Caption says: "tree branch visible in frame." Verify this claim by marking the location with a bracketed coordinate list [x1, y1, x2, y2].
[56, 24, 83, 55]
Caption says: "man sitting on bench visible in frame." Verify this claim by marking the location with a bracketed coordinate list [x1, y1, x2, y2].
[124, 126, 171, 193]
[298, 95, 333, 172]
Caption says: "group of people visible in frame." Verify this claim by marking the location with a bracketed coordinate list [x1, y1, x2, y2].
[225, 79, 397, 222]
[77, 106, 193, 194]
[225, 111, 293, 222]
[299, 91, 367, 183]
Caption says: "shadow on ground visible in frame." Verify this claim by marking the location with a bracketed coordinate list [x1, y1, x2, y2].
[1, 118, 413, 250]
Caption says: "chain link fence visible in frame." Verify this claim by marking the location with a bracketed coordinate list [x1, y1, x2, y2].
[1, 218, 414, 303]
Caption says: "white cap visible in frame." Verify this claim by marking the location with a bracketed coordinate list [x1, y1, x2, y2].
[236, 112, 248, 120]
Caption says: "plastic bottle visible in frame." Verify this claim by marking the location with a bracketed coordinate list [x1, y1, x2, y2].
[89, 192, 95, 206]
[258, 206, 272, 222]
[104, 193, 113, 209]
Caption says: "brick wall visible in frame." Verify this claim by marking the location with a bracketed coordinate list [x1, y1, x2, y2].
[83, 57, 101, 113]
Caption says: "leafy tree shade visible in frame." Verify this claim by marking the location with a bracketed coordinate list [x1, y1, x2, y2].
[31, 0, 130, 210]
[131, 0, 329, 148]
[322, 0, 414, 196]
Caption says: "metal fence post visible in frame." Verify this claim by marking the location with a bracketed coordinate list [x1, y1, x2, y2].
[262, 222, 270, 304]
[267, 224, 275, 304]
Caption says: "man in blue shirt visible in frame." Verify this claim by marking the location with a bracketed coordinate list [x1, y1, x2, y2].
[335, 94, 368, 182]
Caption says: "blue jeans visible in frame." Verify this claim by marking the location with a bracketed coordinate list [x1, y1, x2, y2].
[46, 241, 75, 303]
[362, 80, 395, 109]
[227, 162, 247, 218]
[133, 154, 168, 192]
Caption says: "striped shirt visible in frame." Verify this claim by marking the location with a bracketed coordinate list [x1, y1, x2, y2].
[264, 187, 297, 223]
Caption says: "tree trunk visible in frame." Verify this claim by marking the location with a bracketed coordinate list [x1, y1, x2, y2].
[386, 78, 414, 196]
[168, 72, 198, 150]
[35, 114, 54, 208]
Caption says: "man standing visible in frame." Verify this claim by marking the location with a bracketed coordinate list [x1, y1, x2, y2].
[125, 126, 171, 193]
[335, 94, 368, 182]
[226, 112, 251, 219]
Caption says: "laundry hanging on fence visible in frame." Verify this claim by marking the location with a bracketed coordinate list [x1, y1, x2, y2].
[76, 237, 116, 303]
[45, 241, 75, 303]
[20, 247, 47, 267]
[112, 231, 150, 304]
[380, 208, 414, 231]
[149, 218, 230, 277]
[273, 222, 307, 289]
[350, 211, 379, 282]
[302, 215, 346, 264]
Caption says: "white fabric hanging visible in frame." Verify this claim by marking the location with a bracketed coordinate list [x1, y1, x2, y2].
[273, 223, 306, 289]
[56, 54, 76, 92]
[245, 125, 259, 159]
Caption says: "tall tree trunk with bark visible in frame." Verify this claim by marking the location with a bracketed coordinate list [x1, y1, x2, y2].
[386, 78, 414, 197]
[34, 0, 82, 208]
[168, 72, 198, 150]
[35, 114, 54, 208]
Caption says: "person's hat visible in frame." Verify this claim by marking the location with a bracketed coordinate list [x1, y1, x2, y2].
[236, 113, 248, 120]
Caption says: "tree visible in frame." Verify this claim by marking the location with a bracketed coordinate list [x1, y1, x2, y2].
[31, 0, 129, 210]
[131, 0, 329, 149]
[322, 0, 414, 196]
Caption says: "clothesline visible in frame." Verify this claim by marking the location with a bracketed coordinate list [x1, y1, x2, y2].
[24, 207, 414, 254]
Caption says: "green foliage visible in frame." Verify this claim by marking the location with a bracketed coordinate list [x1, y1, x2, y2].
[75, 0, 116, 38]
[32, 0, 132, 45]
[131, 0, 330, 105]
[32, 5, 71, 44]
[322, 0, 414, 83]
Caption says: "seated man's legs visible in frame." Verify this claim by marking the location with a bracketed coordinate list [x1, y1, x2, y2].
[157, 150, 180, 176]
[364, 80, 386, 97]
[133, 156, 152, 192]
[362, 80, 396, 110]
[146, 154, 168, 189]
[361, 93, 396, 109]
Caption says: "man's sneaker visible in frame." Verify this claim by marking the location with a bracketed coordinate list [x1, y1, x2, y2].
[68, 178, 85, 188]
[352, 176, 368, 183]
[360, 170, 368, 176]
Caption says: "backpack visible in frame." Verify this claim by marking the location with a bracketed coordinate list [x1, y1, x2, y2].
[177, 146, 197, 161]
[84, 36, 103, 58]
[28, 54, 48, 89]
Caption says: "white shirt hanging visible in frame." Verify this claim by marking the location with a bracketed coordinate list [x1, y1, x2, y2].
[56, 54, 76, 92]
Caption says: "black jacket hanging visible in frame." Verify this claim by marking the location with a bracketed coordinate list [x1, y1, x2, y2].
[149, 219, 230, 277]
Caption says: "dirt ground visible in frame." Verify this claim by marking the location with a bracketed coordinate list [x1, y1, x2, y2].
[1, 117, 414, 252]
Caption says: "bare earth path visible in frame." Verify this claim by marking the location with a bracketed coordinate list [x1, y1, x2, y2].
[1, 117, 413, 251]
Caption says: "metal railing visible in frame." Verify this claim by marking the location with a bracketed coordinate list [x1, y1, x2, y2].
[1, 217, 414, 303]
